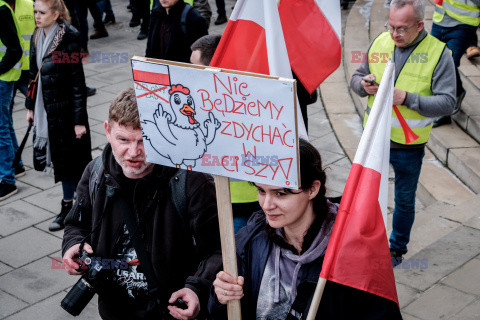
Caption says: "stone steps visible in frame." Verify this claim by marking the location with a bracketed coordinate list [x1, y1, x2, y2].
[324, 0, 480, 277]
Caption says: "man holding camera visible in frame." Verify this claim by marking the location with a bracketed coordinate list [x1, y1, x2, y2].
[61, 88, 222, 319]
[350, 0, 456, 266]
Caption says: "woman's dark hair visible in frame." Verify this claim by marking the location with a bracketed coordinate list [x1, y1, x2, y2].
[265, 138, 330, 254]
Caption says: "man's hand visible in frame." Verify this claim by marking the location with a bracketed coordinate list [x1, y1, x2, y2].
[213, 271, 244, 305]
[62, 243, 93, 275]
[393, 88, 407, 106]
[167, 288, 200, 320]
[361, 74, 379, 95]
[74, 125, 87, 139]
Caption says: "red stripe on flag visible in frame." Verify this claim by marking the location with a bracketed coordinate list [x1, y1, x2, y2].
[279, 0, 341, 94]
[133, 69, 171, 86]
[210, 19, 269, 75]
[321, 163, 399, 304]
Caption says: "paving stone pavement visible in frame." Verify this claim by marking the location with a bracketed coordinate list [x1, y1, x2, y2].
[2, 0, 480, 319]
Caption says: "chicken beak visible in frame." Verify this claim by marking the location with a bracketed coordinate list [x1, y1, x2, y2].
[180, 105, 198, 124]
[180, 105, 196, 116]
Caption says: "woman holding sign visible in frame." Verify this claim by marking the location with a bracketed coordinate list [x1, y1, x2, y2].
[207, 139, 402, 319]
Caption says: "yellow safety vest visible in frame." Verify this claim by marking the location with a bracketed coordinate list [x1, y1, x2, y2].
[365, 32, 446, 145]
[433, 0, 480, 27]
[14, 0, 35, 71]
[230, 180, 258, 204]
[0, 0, 22, 81]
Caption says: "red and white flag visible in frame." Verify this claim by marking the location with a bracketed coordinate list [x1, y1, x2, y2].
[210, 0, 307, 139]
[278, 0, 341, 94]
[320, 60, 398, 304]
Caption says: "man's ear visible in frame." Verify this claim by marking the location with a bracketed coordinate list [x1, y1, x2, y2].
[417, 20, 424, 32]
[104, 121, 111, 143]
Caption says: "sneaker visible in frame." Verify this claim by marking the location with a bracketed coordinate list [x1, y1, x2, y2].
[214, 14, 228, 25]
[129, 17, 141, 27]
[137, 31, 148, 40]
[49, 200, 73, 231]
[433, 115, 451, 128]
[103, 14, 116, 25]
[87, 87, 97, 97]
[0, 181, 18, 201]
[15, 165, 26, 178]
[390, 249, 404, 268]
[466, 46, 480, 59]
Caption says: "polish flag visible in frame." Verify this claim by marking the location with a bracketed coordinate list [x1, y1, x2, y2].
[320, 61, 398, 304]
[278, 0, 341, 94]
[210, 0, 307, 139]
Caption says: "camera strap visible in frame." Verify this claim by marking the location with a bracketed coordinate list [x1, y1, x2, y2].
[116, 195, 164, 303]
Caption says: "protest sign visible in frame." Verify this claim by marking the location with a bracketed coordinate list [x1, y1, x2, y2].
[132, 57, 300, 189]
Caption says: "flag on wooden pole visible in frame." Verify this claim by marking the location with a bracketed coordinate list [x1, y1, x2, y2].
[210, 0, 308, 139]
[319, 60, 398, 304]
[278, 0, 342, 94]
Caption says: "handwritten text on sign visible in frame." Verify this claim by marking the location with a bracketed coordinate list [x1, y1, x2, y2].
[132, 58, 299, 189]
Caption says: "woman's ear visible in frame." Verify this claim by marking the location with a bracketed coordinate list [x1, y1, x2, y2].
[53, 10, 60, 21]
[308, 180, 321, 200]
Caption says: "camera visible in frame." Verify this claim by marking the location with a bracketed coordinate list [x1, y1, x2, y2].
[61, 251, 108, 316]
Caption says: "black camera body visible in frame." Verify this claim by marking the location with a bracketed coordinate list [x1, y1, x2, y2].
[61, 251, 107, 316]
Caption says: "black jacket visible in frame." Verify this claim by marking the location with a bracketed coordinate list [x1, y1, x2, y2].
[26, 21, 91, 182]
[146, 1, 208, 63]
[208, 211, 403, 320]
[62, 144, 222, 319]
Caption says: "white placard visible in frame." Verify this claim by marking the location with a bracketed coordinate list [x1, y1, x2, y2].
[132, 57, 299, 189]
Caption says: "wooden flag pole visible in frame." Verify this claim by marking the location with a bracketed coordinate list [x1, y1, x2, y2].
[214, 175, 242, 320]
[306, 277, 327, 320]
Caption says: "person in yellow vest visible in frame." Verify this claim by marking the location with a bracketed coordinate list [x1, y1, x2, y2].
[350, 0, 456, 266]
[0, 0, 23, 201]
[8, 0, 35, 178]
[431, 0, 480, 127]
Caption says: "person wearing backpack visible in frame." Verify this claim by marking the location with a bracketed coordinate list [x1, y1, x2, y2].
[145, 0, 208, 63]
[61, 88, 222, 319]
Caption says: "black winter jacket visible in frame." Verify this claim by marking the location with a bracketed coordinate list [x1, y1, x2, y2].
[26, 21, 91, 182]
[208, 211, 403, 320]
[146, 1, 208, 63]
[62, 144, 222, 319]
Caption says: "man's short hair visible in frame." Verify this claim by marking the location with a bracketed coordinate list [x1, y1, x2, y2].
[190, 34, 222, 65]
[391, 0, 425, 20]
[108, 87, 141, 130]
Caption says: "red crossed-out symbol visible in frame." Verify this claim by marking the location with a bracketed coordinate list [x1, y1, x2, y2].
[134, 81, 169, 103]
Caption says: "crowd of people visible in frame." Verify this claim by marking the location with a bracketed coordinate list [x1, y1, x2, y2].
[0, 0, 479, 318]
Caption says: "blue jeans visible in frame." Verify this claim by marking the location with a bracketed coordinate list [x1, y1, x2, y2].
[0, 80, 16, 184]
[389, 147, 425, 253]
[96, 0, 114, 18]
[9, 71, 29, 168]
[62, 180, 78, 201]
[431, 23, 477, 95]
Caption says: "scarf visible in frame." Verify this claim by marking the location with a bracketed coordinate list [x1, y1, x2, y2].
[272, 201, 337, 303]
[33, 22, 59, 168]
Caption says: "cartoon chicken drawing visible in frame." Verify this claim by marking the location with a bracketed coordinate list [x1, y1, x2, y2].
[142, 84, 221, 170]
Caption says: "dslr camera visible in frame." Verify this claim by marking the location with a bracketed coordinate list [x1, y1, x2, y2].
[61, 251, 108, 316]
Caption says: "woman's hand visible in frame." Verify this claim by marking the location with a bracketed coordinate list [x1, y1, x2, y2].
[27, 110, 34, 124]
[213, 271, 244, 305]
[74, 125, 87, 139]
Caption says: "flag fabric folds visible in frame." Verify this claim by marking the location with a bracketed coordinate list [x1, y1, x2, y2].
[210, 0, 307, 139]
[320, 60, 399, 305]
[278, 0, 342, 94]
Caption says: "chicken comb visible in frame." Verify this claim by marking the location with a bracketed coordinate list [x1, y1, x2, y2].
[169, 84, 190, 95]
